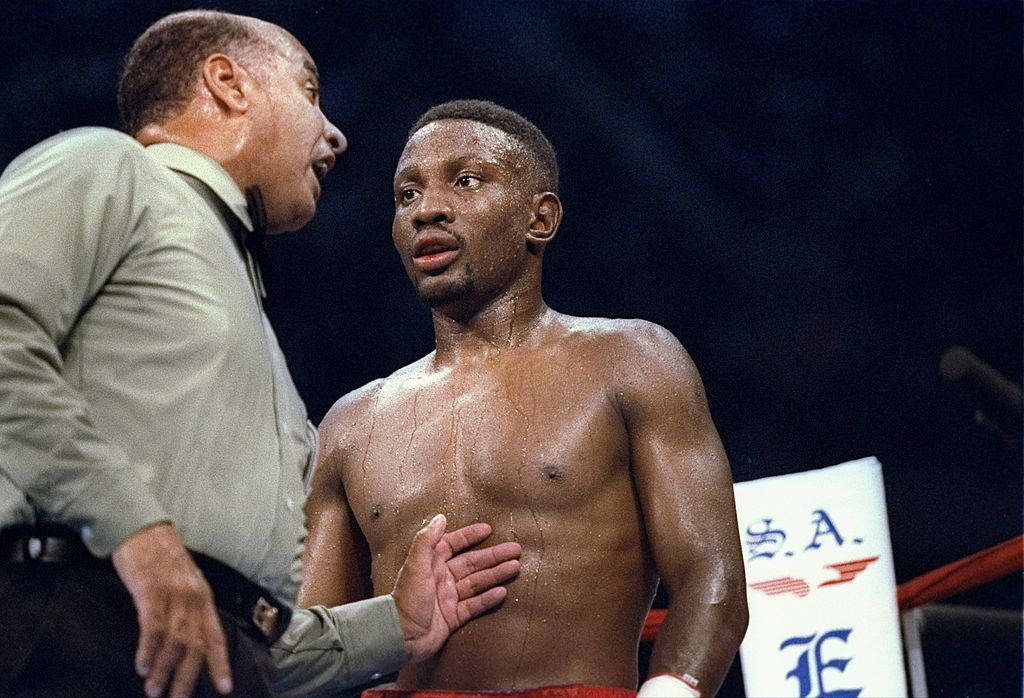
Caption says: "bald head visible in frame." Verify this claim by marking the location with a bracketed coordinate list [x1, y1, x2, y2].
[117, 10, 295, 135]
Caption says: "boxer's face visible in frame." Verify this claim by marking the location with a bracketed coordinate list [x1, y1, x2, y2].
[392, 119, 534, 308]
[246, 28, 346, 234]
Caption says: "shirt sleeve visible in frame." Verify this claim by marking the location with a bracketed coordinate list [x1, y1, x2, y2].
[271, 595, 407, 697]
[0, 128, 169, 556]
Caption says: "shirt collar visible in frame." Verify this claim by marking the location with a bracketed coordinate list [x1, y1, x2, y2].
[144, 143, 254, 232]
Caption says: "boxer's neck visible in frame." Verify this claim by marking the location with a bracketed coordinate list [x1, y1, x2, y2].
[431, 288, 551, 363]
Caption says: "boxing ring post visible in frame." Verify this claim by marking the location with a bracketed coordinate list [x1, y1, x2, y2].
[900, 608, 928, 698]
[894, 534, 1023, 698]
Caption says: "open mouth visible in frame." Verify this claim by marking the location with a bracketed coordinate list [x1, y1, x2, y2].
[412, 233, 460, 272]
[311, 151, 335, 182]
[415, 242, 456, 256]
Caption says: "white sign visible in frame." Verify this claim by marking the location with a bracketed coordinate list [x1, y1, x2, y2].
[734, 457, 906, 698]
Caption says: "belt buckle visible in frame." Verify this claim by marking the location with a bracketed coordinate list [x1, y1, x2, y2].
[252, 596, 279, 639]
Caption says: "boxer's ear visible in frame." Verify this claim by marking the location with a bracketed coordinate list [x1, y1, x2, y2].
[202, 53, 251, 114]
[526, 192, 562, 253]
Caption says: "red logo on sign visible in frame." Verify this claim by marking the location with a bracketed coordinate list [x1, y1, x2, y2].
[749, 577, 811, 598]
[749, 556, 880, 599]
[818, 556, 879, 588]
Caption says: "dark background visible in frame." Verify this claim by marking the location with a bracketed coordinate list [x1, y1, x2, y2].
[2, 0, 1020, 690]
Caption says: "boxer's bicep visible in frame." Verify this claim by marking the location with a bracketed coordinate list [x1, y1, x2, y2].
[298, 409, 373, 608]
[609, 322, 731, 581]
[616, 322, 748, 689]
[622, 332, 740, 592]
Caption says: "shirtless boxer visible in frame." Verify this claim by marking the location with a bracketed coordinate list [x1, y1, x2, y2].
[299, 100, 748, 695]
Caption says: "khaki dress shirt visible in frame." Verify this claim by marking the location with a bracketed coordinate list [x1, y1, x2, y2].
[0, 128, 403, 695]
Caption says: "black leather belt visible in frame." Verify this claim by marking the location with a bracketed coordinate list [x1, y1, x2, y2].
[0, 525, 292, 645]
[190, 547, 292, 645]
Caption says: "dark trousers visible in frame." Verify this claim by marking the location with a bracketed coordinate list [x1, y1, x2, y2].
[0, 555, 275, 698]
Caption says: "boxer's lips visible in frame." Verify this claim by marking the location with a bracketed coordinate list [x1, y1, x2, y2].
[412, 234, 460, 272]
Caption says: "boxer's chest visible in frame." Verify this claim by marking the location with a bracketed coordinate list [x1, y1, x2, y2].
[344, 360, 630, 541]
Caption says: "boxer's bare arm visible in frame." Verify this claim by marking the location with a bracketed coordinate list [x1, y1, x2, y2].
[615, 321, 748, 696]
[298, 389, 377, 608]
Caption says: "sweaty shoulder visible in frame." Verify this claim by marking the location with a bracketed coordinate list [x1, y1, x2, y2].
[557, 315, 703, 414]
[319, 378, 386, 456]
[318, 355, 434, 459]
[560, 315, 692, 373]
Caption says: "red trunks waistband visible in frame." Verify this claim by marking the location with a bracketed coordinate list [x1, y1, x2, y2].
[363, 684, 637, 698]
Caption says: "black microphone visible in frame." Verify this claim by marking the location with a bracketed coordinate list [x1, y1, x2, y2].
[940, 346, 1022, 444]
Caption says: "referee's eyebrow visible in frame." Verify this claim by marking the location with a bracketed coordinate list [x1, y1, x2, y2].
[303, 59, 320, 85]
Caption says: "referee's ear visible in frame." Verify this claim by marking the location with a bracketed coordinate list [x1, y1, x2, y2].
[202, 53, 253, 116]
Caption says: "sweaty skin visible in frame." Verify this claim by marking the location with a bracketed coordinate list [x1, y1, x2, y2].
[300, 118, 747, 692]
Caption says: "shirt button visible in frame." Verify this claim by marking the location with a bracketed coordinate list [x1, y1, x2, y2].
[285, 497, 295, 511]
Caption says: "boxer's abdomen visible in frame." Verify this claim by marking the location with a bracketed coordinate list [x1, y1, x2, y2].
[396, 518, 658, 690]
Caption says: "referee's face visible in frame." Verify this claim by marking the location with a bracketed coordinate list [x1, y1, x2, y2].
[247, 27, 346, 234]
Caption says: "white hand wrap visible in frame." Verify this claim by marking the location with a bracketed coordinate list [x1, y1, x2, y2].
[637, 673, 701, 698]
